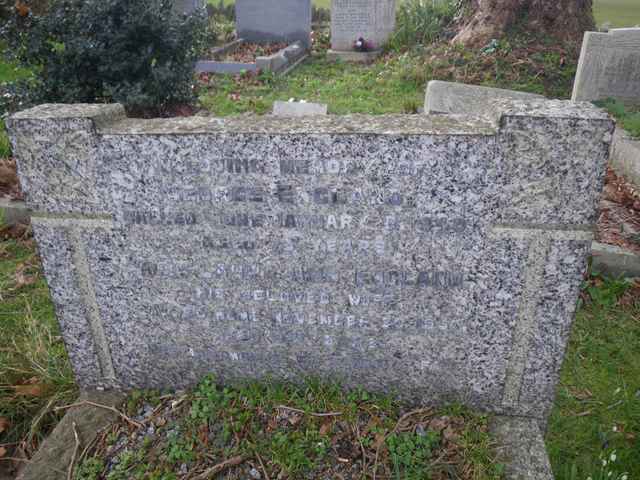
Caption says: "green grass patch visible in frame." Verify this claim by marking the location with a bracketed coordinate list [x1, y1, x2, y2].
[198, 35, 578, 118]
[597, 98, 640, 138]
[594, 0, 640, 28]
[77, 378, 503, 479]
[0, 228, 77, 456]
[547, 276, 640, 479]
[199, 54, 425, 116]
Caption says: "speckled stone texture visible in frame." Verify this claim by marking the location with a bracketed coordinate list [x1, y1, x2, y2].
[7, 101, 613, 424]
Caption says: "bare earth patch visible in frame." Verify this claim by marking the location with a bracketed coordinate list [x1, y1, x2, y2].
[596, 168, 640, 255]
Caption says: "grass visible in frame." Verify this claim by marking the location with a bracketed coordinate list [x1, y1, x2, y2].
[75, 378, 503, 479]
[546, 276, 640, 479]
[198, 31, 579, 117]
[0, 51, 34, 159]
[0, 228, 77, 457]
[199, 54, 425, 116]
[594, 0, 640, 27]
[597, 98, 640, 138]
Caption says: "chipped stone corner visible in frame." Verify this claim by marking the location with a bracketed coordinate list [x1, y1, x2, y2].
[490, 415, 554, 480]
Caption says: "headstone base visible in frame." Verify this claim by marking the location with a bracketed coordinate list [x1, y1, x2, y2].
[327, 49, 382, 63]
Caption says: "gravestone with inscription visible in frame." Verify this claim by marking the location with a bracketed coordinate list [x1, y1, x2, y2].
[7, 100, 612, 424]
[328, 0, 396, 62]
[235, 0, 312, 49]
[573, 28, 640, 105]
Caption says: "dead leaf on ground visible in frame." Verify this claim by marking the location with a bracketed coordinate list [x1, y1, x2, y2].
[0, 417, 9, 434]
[319, 422, 332, 436]
[12, 382, 45, 398]
[569, 387, 593, 401]
[14, 261, 38, 289]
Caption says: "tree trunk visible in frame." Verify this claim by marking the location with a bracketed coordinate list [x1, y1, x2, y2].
[453, 0, 595, 47]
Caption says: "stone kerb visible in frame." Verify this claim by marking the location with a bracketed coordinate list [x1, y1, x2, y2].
[7, 101, 613, 426]
[572, 28, 640, 104]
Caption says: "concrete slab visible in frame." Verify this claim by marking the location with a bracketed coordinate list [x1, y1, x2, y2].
[273, 100, 328, 116]
[425, 80, 544, 116]
[326, 49, 382, 63]
[490, 416, 554, 480]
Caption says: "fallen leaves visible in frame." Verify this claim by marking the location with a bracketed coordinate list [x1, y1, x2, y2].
[0, 417, 9, 434]
[12, 377, 45, 398]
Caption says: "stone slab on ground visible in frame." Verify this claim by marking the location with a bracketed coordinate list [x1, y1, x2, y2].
[490, 416, 554, 480]
[7, 101, 613, 424]
[235, 0, 312, 49]
[0, 198, 30, 226]
[326, 49, 382, 63]
[424, 80, 545, 116]
[572, 28, 640, 105]
[592, 241, 640, 277]
[330, 0, 396, 51]
[17, 391, 125, 480]
[610, 128, 640, 190]
[273, 100, 328, 116]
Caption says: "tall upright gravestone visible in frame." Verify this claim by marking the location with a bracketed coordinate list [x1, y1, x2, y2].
[329, 0, 396, 61]
[573, 28, 640, 105]
[235, 0, 312, 49]
[7, 100, 612, 424]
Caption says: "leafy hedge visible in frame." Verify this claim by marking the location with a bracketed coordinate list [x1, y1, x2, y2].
[2, 0, 208, 114]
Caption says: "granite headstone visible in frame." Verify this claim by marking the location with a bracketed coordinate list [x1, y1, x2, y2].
[330, 0, 396, 51]
[235, 0, 312, 49]
[7, 100, 613, 423]
[572, 28, 640, 105]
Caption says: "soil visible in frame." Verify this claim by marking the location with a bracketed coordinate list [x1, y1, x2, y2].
[596, 167, 640, 254]
[0, 158, 22, 201]
[221, 42, 288, 63]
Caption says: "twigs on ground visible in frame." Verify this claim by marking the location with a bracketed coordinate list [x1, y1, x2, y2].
[254, 451, 270, 480]
[67, 421, 80, 480]
[55, 401, 143, 429]
[276, 405, 342, 417]
[192, 455, 244, 480]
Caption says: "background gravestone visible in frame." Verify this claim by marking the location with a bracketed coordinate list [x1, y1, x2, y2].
[173, 0, 204, 15]
[329, 0, 396, 57]
[235, 0, 312, 49]
[7, 100, 612, 424]
[572, 28, 640, 105]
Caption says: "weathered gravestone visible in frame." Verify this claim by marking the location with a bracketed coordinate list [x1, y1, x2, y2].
[7, 101, 612, 424]
[425, 80, 544, 115]
[572, 28, 640, 105]
[235, 0, 312, 49]
[328, 0, 396, 62]
[173, 0, 204, 15]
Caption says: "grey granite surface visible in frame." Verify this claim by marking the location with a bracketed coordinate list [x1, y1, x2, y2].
[7, 102, 613, 423]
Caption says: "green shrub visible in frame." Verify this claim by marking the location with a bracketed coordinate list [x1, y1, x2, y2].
[389, 0, 458, 52]
[3, 0, 208, 115]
